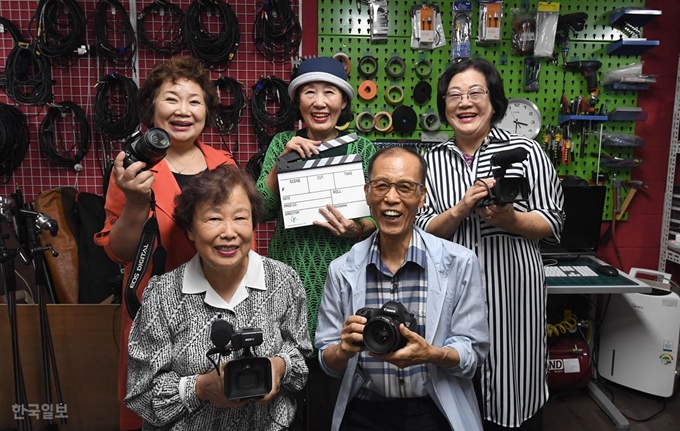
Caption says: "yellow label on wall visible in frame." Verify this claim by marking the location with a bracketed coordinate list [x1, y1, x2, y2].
[538, 2, 560, 12]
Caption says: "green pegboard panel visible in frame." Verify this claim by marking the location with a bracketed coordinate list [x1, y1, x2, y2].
[318, 0, 651, 220]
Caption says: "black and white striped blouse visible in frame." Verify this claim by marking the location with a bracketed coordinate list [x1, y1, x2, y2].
[416, 127, 564, 427]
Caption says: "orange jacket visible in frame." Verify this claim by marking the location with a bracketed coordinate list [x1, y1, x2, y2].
[94, 141, 236, 430]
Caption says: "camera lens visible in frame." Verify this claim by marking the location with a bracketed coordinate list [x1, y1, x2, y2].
[125, 127, 171, 169]
[135, 127, 171, 166]
[496, 178, 530, 204]
[236, 365, 261, 389]
[363, 316, 401, 354]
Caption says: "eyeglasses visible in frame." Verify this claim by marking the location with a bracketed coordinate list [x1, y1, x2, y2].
[368, 180, 423, 198]
[443, 88, 489, 104]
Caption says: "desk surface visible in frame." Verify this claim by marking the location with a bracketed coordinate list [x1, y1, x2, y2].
[545, 255, 652, 294]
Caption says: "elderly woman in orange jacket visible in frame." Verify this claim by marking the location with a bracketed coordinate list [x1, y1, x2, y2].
[95, 56, 238, 431]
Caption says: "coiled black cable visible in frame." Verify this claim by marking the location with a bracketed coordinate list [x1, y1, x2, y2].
[253, 0, 301, 63]
[94, 0, 137, 68]
[0, 16, 25, 89]
[214, 77, 247, 136]
[0, 16, 26, 44]
[0, 103, 30, 184]
[250, 76, 295, 147]
[93, 73, 140, 141]
[184, 0, 240, 69]
[245, 146, 267, 180]
[30, 0, 86, 60]
[40, 101, 91, 168]
[137, 0, 185, 56]
[4, 42, 53, 105]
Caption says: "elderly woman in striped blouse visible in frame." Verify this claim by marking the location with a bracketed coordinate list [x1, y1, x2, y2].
[415, 58, 564, 431]
[125, 165, 312, 430]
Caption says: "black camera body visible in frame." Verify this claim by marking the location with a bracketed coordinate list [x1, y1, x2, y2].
[223, 327, 272, 401]
[356, 301, 418, 355]
[122, 127, 171, 170]
[479, 148, 530, 207]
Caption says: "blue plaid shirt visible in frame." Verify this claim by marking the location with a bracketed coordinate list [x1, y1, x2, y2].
[357, 228, 429, 400]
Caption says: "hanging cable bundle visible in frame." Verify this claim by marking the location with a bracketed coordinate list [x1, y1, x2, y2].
[214, 76, 247, 136]
[0, 103, 30, 184]
[0, 16, 25, 89]
[94, 0, 137, 68]
[253, 0, 301, 63]
[137, 0, 185, 56]
[93, 73, 140, 141]
[0, 16, 25, 44]
[39, 101, 91, 168]
[184, 0, 240, 69]
[30, 0, 86, 60]
[4, 42, 53, 105]
[250, 76, 295, 147]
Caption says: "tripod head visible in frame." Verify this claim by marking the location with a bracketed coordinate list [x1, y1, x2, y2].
[18, 209, 59, 258]
[20, 209, 59, 237]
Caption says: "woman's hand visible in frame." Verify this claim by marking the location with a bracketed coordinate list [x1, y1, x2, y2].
[451, 178, 496, 220]
[255, 356, 286, 404]
[195, 363, 249, 409]
[265, 137, 322, 194]
[314, 204, 363, 238]
[281, 136, 322, 159]
[477, 201, 516, 228]
[112, 151, 155, 207]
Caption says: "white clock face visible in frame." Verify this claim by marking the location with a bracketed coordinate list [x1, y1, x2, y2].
[497, 98, 542, 140]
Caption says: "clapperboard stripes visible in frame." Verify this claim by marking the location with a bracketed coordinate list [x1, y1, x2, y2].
[276, 133, 359, 172]
[278, 153, 363, 173]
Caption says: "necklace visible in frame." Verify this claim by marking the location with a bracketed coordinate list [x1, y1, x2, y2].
[166, 149, 197, 174]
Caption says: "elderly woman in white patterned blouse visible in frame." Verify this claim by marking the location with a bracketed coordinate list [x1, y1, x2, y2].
[125, 165, 312, 430]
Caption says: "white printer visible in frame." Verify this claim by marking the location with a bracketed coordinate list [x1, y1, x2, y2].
[598, 269, 680, 397]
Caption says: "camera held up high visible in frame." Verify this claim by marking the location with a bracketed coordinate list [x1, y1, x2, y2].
[208, 320, 272, 401]
[355, 301, 418, 355]
[478, 147, 530, 207]
[122, 127, 171, 170]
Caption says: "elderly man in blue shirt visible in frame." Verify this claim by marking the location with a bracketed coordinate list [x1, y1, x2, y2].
[315, 146, 490, 431]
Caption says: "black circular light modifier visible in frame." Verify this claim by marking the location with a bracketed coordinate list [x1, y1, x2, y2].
[413, 81, 432, 104]
[392, 106, 417, 134]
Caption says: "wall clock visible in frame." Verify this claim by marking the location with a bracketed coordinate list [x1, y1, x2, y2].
[496, 98, 542, 140]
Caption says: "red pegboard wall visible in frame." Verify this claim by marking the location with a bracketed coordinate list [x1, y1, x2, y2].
[0, 0, 309, 255]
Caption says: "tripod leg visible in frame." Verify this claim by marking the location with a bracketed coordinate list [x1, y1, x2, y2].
[5, 287, 32, 431]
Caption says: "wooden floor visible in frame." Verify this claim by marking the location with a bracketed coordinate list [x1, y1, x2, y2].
[544, 379, 680, 431]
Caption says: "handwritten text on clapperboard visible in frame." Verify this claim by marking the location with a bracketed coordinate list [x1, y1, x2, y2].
[278, 161, 370, 229]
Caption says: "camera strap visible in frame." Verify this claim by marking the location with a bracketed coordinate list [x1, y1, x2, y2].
[125, 191, 167, 319]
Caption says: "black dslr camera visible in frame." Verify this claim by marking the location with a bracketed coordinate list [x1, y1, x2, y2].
[355, 301, 418, 355]
[223, 327, 272, 401]
[122, 127, 171, 170]
[478, 148, 530, 207]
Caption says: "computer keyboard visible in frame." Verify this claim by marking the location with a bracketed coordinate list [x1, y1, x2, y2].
[544, 265, 599, 278]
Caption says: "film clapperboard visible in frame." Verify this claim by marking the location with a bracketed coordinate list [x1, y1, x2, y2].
[276, 133, 370, 229]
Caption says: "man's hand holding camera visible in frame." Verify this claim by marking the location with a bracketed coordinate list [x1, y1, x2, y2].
[326, 301, 462, 372]
[368, 322, 432, 368]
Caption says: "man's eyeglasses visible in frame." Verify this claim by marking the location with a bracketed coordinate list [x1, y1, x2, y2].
[368, 180, 423, 198]
[443, 88, 489, 104]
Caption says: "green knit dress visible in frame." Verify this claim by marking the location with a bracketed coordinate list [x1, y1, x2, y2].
[256, 130, 376, 343]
